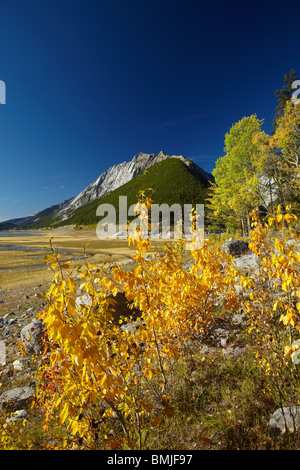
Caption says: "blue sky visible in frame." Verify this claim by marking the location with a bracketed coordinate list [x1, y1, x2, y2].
[0, 0, 300, 221]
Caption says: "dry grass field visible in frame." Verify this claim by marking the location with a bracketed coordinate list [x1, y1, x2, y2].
[0, 228, 151, 289]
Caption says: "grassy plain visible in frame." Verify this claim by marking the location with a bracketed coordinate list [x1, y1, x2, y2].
[0, 228, 151, 289]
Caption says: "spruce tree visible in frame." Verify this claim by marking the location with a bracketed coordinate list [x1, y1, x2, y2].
[273, 69, 299, 129]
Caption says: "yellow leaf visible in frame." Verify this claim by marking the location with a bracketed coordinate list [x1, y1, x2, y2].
[284, 345, 291, 355]
[61, 262, 71, 269]
[98, 374, 107, 388]
[144, 368, 153, 380]
[60, 403, 69, 424]
[268, 217, 275, 226]
[282, 281, 288, 293]
[111, 287, 118, 296]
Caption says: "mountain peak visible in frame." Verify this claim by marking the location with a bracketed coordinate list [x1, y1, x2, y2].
[133, 151, 167, 162]
[132, 152, 155, 162]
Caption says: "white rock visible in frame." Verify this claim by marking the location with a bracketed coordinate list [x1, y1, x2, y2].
[0, 385, 35, 410]
[200, 344, 217, 355]
[222, 345, 247, 359]
[75, 293, 92, 307]
[291, 340, 300, 365]
[6, 409, 27, 423]
[13, 359, 24, 371]
[233, 253, 260, 270]
[214, 328, 229, 347]
[0, 341, 6, 366]
[269, 406, 300, 434]
[232, 312, 247, 325]
[20, 320, 45, 355]
[120, 323, 137, 334]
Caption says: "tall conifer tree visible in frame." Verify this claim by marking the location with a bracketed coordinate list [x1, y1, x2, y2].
[273, 69, 299, 129]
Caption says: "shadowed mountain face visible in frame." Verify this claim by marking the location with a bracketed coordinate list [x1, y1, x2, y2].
[0, 152, 214, 230]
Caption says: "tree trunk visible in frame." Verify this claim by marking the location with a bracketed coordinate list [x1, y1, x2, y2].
[241, 217, 245, 237]
[246, 215, 251, 235]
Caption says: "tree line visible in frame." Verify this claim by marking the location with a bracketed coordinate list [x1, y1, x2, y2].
[207, 70, 300, 235]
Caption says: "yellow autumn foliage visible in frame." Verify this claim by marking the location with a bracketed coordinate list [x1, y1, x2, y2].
[1, 198, 299, 450]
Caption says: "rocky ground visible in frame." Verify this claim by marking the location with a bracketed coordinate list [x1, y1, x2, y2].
[0, 281, 51, 420]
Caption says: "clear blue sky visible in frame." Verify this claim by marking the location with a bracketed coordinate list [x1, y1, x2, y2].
[0, 0, 300, 221]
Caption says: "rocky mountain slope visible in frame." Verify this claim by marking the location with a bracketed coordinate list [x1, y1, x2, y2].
[0, 151, 213, 230]
[59, 151, 174, 220]
[53, 156, 212, 228]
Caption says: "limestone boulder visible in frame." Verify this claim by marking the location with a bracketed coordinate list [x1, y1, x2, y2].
[269, 406, 300, 435]
[20, 320, 45, 355]
[0, 385, 35, 411]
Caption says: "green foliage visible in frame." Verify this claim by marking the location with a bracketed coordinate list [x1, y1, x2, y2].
[208, 72, 300, 233]
[208, 114, 265, 234]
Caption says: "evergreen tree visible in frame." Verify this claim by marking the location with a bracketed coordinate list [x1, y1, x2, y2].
[273, 69, 299, 129]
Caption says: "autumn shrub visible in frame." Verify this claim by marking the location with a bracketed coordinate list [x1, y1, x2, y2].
[31, 196, 242, 450]
[0, 415, 25, 450]
[237, 205, 300, 411]
[3, 200, 299, 450]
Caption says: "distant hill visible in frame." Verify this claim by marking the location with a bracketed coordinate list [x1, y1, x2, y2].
[0, 152, 213, 230]
[0, 199, 73, 231]
[0, 221, 17, 230]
